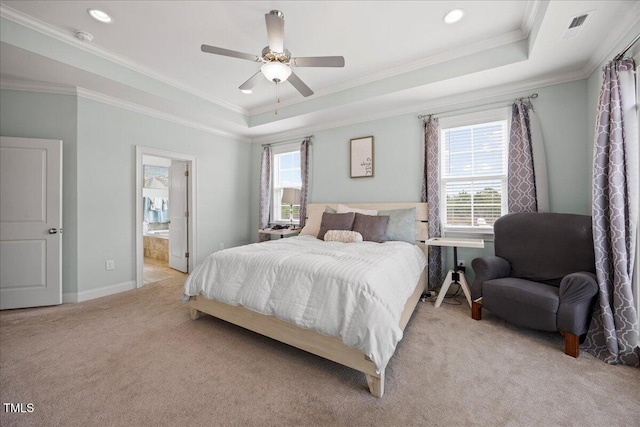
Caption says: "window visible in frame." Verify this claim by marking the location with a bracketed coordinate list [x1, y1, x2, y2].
[272, 144, 301, 224]
[439, 109, 509, 236]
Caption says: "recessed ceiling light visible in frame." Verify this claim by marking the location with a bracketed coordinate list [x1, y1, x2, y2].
[241, 89, 253, 94]
[88, 9, 112, 24]
[444, 9, 464, 24]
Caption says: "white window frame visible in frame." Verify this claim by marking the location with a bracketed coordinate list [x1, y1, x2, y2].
[438, 107, 509, 239]
[271, 143, 302, 225]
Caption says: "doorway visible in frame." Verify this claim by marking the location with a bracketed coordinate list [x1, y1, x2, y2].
[135, 146, 197, 288]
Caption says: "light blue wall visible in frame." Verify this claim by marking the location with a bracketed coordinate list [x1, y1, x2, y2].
[251, 79, 592, 281]
[76, 97, 252, 292]
[0, 89, 79, 294]
[1, 89, 252, 296]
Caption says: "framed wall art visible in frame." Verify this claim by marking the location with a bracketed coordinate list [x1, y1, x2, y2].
[143, 165, 169, 189]
[350, 136, 374, 178]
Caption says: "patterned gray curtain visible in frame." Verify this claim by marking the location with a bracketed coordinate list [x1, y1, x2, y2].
[508, 100, 538, 213]
[258, 146, 272, 242]
[583, 58, 639, 366]
[299, 138, 311, 228]
[422, 116, 443, 290]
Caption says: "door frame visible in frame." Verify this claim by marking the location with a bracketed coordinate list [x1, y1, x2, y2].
[135, 146, 197, 288]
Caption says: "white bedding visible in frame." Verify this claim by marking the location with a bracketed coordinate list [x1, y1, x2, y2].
[183, 235, 426, 371]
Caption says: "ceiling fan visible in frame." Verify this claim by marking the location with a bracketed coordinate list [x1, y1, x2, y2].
[201, 10, 345, 98]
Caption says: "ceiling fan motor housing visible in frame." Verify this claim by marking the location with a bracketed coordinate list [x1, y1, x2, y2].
[262, 47, 290, 62]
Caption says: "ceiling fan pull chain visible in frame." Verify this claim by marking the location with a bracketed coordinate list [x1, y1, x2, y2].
[275, 80, 280, 115]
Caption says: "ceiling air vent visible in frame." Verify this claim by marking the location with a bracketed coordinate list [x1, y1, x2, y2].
[569, 14, 588, 29]
[562, 11, 593, 40]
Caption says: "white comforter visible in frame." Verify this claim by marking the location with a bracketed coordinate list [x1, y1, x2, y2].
[183, 235, 426, 371]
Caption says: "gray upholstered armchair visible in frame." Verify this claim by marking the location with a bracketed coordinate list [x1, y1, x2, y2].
[471, 212, 598, 357]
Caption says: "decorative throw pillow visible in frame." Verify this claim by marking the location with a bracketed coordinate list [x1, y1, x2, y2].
[378, 208, 416, 244]
[337, 204, 378, 216]
[300, 205, 338, 236]
[324, 230, 363, 243]
[352, 213, 390, 243]
[317, 212, 356, 240]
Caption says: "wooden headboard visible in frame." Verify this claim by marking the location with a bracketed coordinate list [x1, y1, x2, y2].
[305, 203, 429, 255]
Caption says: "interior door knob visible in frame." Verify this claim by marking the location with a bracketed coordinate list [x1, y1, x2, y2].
[48, 228, 58, 234]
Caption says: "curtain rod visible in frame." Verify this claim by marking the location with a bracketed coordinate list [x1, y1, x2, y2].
[261, 134, 314, 147]
[614, 33, 640, 61]
[417, 93, 538, 120]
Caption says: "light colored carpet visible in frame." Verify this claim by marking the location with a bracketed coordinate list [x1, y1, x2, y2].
[1, 276, 638, 427]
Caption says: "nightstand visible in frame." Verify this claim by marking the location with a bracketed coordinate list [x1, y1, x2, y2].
[258, 228, 301, 239]
[424, 237, 485, 307]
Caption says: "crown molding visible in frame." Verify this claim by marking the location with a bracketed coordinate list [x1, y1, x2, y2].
[250, 69, 586, 144]
[0, 4, 248, 117]
[76, 88, 250, 143]
[521, 0, 542, 36]
[409, 69, 586, 118]
[582, 2, 640, 78]
[248, 28, 528, 116]
[0, 79, 78, 96]
[0, 79, 249, 143]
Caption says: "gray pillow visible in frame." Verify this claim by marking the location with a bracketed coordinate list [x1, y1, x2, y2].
[352, 213, 390, 243]
[378, 208, 416, 244]
[317, 212, 355, 240]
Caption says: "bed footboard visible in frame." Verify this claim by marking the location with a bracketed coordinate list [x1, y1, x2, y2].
[188, 268, 425, 397]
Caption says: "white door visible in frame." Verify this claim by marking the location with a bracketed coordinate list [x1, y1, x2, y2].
[169, 160, 188, 272]
[0, 137, 62, 309]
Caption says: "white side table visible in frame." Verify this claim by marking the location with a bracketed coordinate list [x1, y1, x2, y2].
[425, 237, 485, 307]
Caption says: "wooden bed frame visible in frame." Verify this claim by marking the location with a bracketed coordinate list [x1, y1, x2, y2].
[188, 202, 428, 397]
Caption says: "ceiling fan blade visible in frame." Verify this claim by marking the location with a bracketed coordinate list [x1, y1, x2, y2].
[201, 44, 260, 62]
[239, 71, 264, 91]
[265, 10, 285, 53]
[291, 56, 345, 67]
[288, 71, 314, 97]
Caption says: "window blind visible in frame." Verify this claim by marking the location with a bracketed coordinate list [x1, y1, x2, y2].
[441, 120, 507, 229]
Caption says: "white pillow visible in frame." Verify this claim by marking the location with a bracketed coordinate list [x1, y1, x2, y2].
[324, 230, 363, 243]
[299, 205, 333, 237]
[336, 204, 378, 216]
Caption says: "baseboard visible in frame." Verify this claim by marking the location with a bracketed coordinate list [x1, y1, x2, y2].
[63, 280, 136, 303]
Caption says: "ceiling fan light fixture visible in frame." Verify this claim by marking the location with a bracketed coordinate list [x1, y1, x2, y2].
[444, 9, 464, 24]
[261, 61, 292, 83]
[241, 89, 253, 94]
[87, 8, 112, 23]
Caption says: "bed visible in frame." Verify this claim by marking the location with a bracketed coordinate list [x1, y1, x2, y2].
[184, 203, 428, 397]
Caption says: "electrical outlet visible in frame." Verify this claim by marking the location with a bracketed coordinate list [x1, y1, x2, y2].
[105, 260, 115, 271]
[219, 243, 224, 250]
[458, 259, 465, 267]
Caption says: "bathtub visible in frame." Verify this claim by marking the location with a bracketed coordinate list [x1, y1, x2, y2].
[144, 230, 169, 261]
[145, 229, 169, 239]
